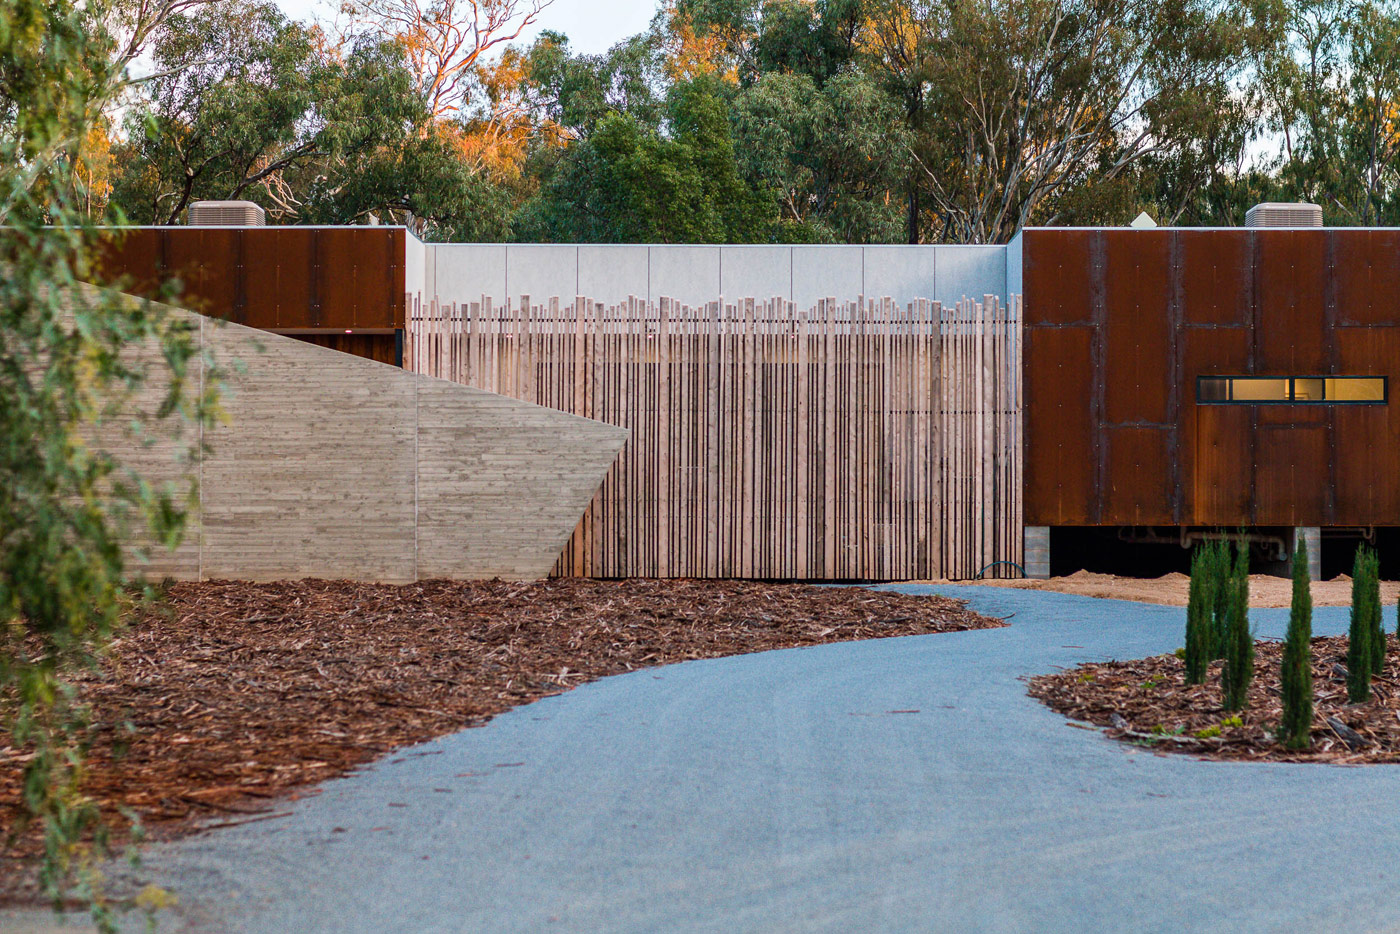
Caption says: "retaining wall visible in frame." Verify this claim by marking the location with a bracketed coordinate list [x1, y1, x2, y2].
[103, 295, 627, 582]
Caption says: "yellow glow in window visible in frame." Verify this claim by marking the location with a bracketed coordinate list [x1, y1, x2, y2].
[1325, 378, 1386, 401]
[1292, 378, 1325, 401]
[1230, 378, 1290, 401]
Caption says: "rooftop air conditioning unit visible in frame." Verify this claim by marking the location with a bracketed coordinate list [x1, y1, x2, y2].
[187, 200, 266, 226]
[1244, 202, 1322, 228]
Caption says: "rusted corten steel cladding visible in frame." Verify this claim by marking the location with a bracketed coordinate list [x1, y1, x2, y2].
[1023, 227, 1400, 528]
[93, 227, 407, 365]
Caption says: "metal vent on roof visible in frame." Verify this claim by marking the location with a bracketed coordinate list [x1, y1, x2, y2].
[1244, 202, 1322, 228]
[187, 200, 266, 226]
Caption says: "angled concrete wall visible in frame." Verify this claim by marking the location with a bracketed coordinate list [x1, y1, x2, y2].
[422, 242, 1010, 309]
[98, 296, 627, 582]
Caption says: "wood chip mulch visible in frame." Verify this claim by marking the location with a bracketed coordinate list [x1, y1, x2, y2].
[1030, 635, 1400, 764]
[2, 577, 997, 895]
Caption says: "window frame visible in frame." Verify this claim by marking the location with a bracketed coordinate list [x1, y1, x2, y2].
[1195, 375, 1388, 406]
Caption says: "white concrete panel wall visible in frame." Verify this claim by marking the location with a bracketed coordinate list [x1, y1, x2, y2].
[791, 246, 863, 307]
[507, 243, 578, 302]
[432, 244, 506, 304]
[862, 246, 938, 305]
[648, 246, 721, 304]
[578, 244, 649, 300]
[934, 245, 1007, 306]
[424, 242, 1013, 309]
[720, 245, 792, 302]
[404, 231, 426, 302]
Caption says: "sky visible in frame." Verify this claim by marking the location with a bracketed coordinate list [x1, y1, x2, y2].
[275, 0, 660, 55]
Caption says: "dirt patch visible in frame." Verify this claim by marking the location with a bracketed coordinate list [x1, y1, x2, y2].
[957, 570, 1400, 608]
[1030, 637, 1400, 763]
[1, 577, 997, 897]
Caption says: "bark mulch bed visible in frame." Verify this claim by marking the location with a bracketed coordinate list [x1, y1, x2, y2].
[2, 577, 997, 897]
[1030, 636, 1400, 764]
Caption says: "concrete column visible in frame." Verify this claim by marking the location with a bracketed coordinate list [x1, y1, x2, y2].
[1025, 526, 1051, 579]
[1295, 527, 1322, 581]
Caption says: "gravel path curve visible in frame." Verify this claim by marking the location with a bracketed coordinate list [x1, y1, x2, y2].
[95, 587, 1400, 931]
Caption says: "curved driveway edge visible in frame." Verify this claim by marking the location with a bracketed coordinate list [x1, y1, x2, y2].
[109, 587, 1400, 932]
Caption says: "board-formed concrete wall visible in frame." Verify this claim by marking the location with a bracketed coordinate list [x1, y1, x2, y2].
[419, 242, 1009, 309]
[100, 296, 627, 582]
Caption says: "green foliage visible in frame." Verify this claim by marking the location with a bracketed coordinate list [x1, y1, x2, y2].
[1221, 541, 1253, 711]
[521, 31, 667, 138]
[1184, 544, 1214, 684]
[0, 0, 214, 924]
[1359, 546, 1385, 675]
[1221, 714, 1243, 729]
[1188, 538, 1233, 660]
[90, 0, 1400, 245]
[730, 70, 910, 242]
[514, 78, 803, 243]
[108, 0, 509, 240]
[671, 0, 867, 86]
[1347, 545, 1377, 703]
[1278, 536, 1313, 750]
[1194, 724, 1222, 738]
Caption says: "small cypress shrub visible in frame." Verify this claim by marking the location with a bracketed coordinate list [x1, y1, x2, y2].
[1208, 539, 1231, 658]
[1221, 541, 1253, 711]
[1347, 546, 1373, 703]
[1185, 546, 1212, 684]
[1367, 548, 1385, 676]
[1278, 537, 1313, 750]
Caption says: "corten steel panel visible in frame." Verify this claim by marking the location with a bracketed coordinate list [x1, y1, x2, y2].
[1026, 226, 1400, 530]
[294, 333, 398, 365]
[312, 228, 400, 330]
[93, 228, 163, 297]
[1179, 326, 1250, 524]
[389, 228, 407, 327]
[1334, 229, 1400, 326]
[86, 227, 407, 363]
[1255, 230, 1328, 373]
[1024, 326, 1095, 525]
[1102, 230, 1171, 425]
[316, 228, 358, 329]
[1103, 427, 1172, 523]
[1022, 229, 1095, 325]
[164, 228, 241, 321]
[1255, 424, 1329, 525]
[1192, 405, 1253, 525]
[1178, 230, 1251, 326]
[1254, 404, 1326, 427]
[242, 229, 315, 330]
[350, 231, 394, 328]
[1334, 327, 1400, 523]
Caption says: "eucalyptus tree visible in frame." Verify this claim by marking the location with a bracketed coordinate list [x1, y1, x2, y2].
[109, 1, 510, 239]
[863, 0, 1284, 243]
[731, 70, 910, 242]
[513, 77, 800, 243]
[1, 0, 217, 923]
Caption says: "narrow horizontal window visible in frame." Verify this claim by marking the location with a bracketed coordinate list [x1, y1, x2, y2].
[1196, 376, 1387, 405]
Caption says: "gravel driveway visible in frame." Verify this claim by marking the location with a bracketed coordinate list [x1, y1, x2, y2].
[50, 587, 1400, 931]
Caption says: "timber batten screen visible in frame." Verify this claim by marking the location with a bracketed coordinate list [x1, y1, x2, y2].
[407, 294, 1022, 581]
